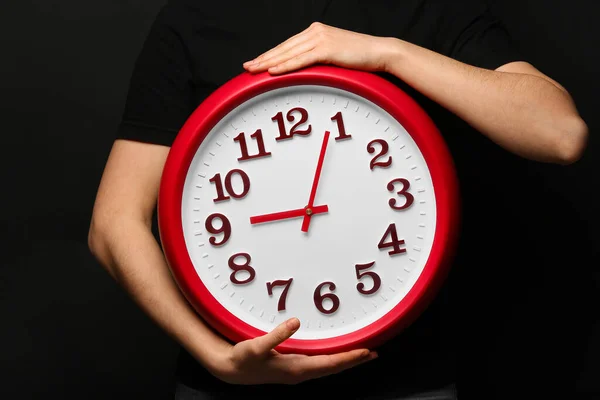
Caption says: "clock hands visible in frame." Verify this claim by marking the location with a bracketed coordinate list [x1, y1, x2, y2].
[249, 131, 331, 231]
[249, 205, 329, 225]
[301, 130, 331, 232]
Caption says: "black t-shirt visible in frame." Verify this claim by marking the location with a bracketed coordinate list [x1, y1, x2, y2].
[116, 0, 529, 397]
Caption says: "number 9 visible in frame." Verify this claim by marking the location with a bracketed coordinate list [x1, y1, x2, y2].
[205, 213, 231, 246]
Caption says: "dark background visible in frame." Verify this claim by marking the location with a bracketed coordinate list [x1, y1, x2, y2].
[1, 0, 597, 399]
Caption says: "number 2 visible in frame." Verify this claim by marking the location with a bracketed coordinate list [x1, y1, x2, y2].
[367, 139, 392, 169]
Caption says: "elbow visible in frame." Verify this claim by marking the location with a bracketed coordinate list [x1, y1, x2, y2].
[553, 116, 589, 165]
[87, 215, 112, 272]
[87, 216, 102, 258]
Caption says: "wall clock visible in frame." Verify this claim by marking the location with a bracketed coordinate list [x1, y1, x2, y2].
[158, 65, 460, 355]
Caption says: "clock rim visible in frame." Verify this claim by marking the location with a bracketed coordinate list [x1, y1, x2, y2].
[158, 65, 460, 355]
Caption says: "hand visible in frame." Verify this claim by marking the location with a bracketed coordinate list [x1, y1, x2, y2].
[209, 318, 377, 385]
[250, 205, 329, 225]
[302, 130, 330, 232]
[243, 22, 395, 75]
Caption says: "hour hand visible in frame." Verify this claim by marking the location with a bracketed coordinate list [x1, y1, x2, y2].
[250, 205, 329, 225]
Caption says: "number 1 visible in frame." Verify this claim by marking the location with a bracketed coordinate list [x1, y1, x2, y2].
[331, 112, 352, 141]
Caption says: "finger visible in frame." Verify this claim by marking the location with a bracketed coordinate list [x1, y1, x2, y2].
[287, 349, 378, 382]
[249, 317, 300, 356]
[246, 34, 307, 66]
[267, 50, 323, 75]
[244, 24, 316, 67]
[246, 40, 316, 73]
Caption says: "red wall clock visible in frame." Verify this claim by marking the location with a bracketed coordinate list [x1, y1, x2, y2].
[158, 65, 460, 355]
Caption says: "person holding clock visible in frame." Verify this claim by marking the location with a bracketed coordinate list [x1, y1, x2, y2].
[88, 1, 588, 399]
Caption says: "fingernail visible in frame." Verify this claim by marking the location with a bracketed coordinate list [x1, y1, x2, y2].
[286, 318, 300, 331]
[368, 352, 378, 360]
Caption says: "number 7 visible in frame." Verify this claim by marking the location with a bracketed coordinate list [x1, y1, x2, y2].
[266, 278, 294, 312]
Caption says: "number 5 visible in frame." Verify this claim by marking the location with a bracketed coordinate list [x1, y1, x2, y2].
[355, 262, 381, 295]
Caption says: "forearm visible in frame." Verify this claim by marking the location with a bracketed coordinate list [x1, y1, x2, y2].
[382, 38, 588, 164]
[88, 217, 230, 370]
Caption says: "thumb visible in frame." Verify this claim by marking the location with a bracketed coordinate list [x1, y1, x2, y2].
[252, 317, 300, 354]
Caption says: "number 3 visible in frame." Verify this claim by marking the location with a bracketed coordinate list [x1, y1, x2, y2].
[388, 178, 414, 210]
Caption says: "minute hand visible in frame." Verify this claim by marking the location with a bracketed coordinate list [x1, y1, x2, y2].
[301, 130, 331, 233]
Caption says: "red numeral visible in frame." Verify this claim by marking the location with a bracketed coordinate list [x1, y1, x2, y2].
[272, 107, 312, 141]
[331, 111, 352, 141]
[355, 262, 381, 295]
[204, 213, 231, 246]
[313, 282, 340, 315]
[209, 169, 250, 202]
[378, 223, 406, 256]
[387, 178, 414, 210]
[228, 253, 256, 285]
[266, 279, 293, 311]
[233, 129, 271, 161]
[367, 139, 392, 169]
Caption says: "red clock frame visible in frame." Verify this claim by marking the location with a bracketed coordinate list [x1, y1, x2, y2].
[158, 65, 460, 355]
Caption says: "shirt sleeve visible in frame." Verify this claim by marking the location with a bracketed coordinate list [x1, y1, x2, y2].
[115, 7, 194, 147]
[434, 0, 524, 70]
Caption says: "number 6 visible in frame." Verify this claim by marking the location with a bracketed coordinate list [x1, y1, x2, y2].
[313, 282, 340, 315]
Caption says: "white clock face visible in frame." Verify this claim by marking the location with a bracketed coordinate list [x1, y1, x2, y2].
[181, 85, 436, 340]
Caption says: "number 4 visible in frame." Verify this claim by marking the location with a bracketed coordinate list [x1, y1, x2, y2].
[378, 223, 407, 256]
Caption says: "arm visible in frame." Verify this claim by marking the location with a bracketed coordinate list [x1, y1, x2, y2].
[244, 23, 588, 165]
[88, 140, 228, 368]
[383, 43, 587, 165]
[88, 139, 375, 385]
